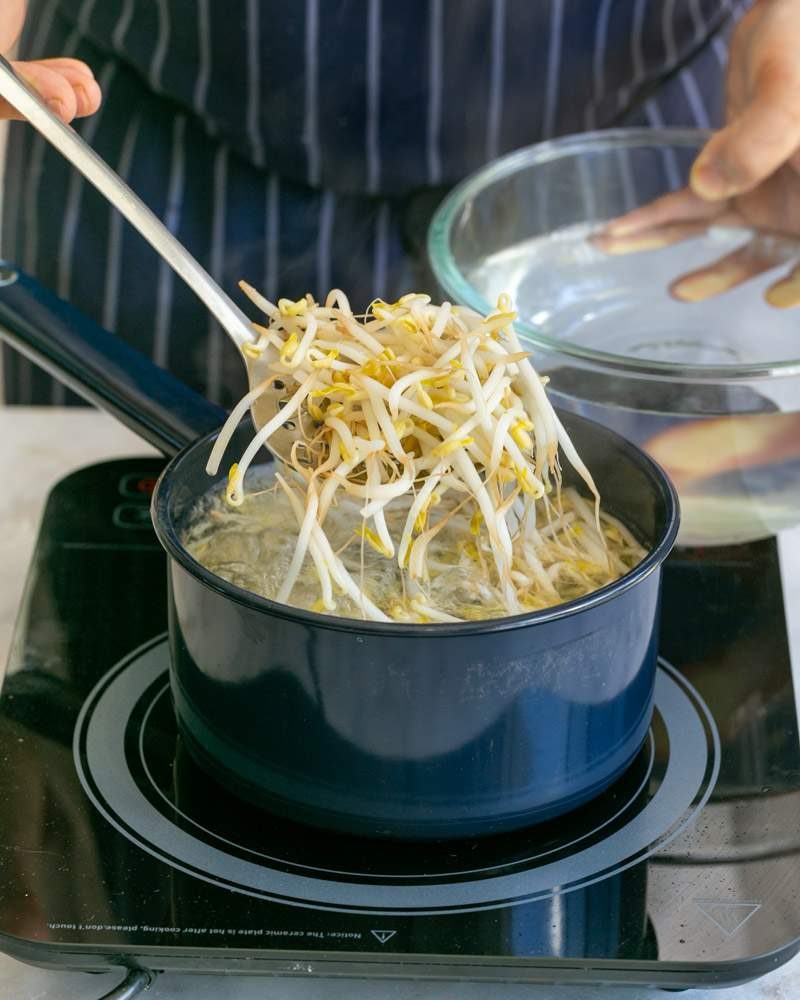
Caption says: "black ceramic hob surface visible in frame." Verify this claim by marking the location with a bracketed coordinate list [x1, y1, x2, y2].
[0, 459, 798, 989]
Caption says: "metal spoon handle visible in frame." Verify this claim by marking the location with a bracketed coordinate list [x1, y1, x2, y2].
[0, 55, 254, 349]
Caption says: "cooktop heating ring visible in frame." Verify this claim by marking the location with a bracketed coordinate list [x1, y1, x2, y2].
[74, 634, 720, 915]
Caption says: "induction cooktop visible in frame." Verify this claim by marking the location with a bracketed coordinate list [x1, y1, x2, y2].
[0, 459, 799, 997]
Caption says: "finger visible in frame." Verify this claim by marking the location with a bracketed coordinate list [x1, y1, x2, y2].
[593, 221, 711, 256]
[34, 57, 96, 82]
[602, 187, 724, 237]
[0, 60, 98, 122]
[670, 240, 779, 302]
[2, 61, 77, 122]
[0, 1, 27, 53]
[691, 61, 800, 200]
[765, 262, 800, 308]
[34, 60, 102, 117]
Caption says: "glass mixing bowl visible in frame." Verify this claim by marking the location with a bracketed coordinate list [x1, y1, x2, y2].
[428, 128, 800, 548]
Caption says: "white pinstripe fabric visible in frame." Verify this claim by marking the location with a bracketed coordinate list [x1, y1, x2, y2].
[372, 201, 391, 300]
[688, 0, 707, 45]
[585, 0, 613, 129]
[153, 114, 187, 368]
[543, 0, 565, 139]
[316, 190, 336, 295]
[576, 156, 598, 221]
[6, 0, 746, 406]
[303, 0, 321, 187]
[615, 146, 638, 211]
[14, 0, 68, 403]
[28, 0, 60, 55]
[193, 0, 211, 122]
[679, 65, 711, 128]
[46, 4, 122, 406]
[56, 61, 118, 305]
[265, 172, 280, 302]
[102, 113, 142, 332]
[246, 0, 265, 167]
[206, 143, 229, 404]
[426, 0, 443, 185]
[22, 0, 62, 275]
[53, 60, 118, 402]
[618, 0, 649, 110]
[631, 0, 648, 82]
[485, 0, 506, 162]
[366, 0, 382, 195]
[643, 96, 683, 191]
[711, 32, 729, 72]
[150, 0, 170, 93]
[77, 0, 97, 32]
[111, 0, 135, 52]
[662, 0, 679, 68]
[643, 96, 664, 127]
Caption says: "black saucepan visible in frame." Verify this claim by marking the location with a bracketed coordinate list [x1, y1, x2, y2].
[0, 266, 679, 839]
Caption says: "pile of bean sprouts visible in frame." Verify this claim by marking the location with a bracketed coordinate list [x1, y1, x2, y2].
[204, 287, 645, 623]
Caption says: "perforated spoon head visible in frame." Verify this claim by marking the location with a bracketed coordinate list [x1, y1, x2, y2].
[243, 349, 305, 464]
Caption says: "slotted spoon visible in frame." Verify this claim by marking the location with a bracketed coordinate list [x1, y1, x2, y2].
[0, 54, 298, 460]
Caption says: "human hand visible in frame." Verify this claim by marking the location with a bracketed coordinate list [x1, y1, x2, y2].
[1, 0, 101, 123]
[596, 0, 800, 308]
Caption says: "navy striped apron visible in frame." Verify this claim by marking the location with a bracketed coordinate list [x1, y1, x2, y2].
[2, 0, 745, 408]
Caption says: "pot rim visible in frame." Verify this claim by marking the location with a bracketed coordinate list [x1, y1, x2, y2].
[151, 415, 680, 637]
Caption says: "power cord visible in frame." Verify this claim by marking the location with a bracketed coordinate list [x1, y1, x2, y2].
[96, 967, 157, 1000]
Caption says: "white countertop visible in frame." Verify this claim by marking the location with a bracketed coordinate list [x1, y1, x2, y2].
[0, 406, 798, 1000]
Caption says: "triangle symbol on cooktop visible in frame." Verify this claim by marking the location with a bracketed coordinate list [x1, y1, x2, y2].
[695, 899, 761, 936]
[371, 930, 397, 945]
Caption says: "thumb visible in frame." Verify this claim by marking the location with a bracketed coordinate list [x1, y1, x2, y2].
[0, 1, 27, 54]
[691, 59, 800, 201]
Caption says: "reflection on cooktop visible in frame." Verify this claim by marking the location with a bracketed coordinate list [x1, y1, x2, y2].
[76, 638, 717, 912]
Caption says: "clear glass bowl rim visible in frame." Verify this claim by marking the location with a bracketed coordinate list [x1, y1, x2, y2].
[428, 127, 800, 383]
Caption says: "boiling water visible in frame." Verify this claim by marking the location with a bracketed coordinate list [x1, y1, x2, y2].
[183, 472, 506, 621]
[182, 470, 643, 623]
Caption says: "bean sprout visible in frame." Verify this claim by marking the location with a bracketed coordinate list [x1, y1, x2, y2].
[202, 288, 645, 622]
